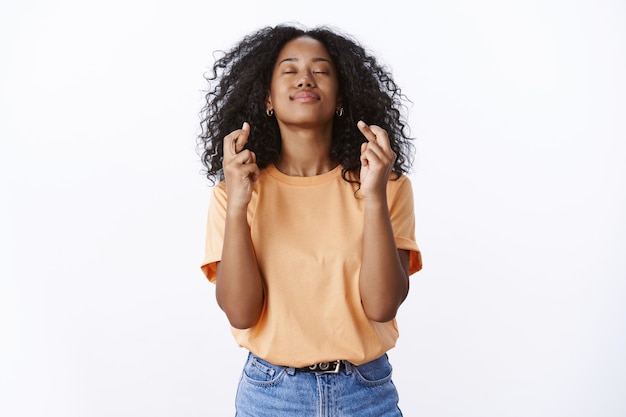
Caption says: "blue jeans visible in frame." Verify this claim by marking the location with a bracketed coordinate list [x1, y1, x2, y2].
[235, 352, 403, 417]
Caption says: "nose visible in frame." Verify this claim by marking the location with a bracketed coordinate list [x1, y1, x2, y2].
[297, 72, 315, 88]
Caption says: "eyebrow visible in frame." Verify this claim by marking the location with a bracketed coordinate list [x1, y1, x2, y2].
[277, 57, 333, 65]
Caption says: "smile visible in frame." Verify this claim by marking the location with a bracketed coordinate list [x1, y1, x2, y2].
[291, 91, 320, 102]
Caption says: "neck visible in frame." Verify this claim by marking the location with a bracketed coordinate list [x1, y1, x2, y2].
[276, 125, 336, 177]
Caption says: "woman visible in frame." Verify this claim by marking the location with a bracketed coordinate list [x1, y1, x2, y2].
[198, 23, 422, 416]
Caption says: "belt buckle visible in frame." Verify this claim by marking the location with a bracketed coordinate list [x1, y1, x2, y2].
[308, 360, 341, 374]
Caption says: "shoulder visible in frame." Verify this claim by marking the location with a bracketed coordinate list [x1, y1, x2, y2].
[211, 180, 228, 198]
[387, 173, 412, 194]
[386, 173, 415, 208]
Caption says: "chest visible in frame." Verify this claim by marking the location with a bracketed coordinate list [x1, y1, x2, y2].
[250, 182, 364, 268]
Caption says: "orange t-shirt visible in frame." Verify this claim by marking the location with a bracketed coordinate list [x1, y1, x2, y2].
[201, 165, 422, 367]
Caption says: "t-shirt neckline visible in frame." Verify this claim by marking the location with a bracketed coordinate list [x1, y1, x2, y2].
[265, 164, 343, 185]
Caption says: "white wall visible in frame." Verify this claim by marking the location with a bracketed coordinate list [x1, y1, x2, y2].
[1, 1, 624, 416]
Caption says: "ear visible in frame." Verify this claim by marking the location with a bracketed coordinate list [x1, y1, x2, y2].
[265, 95, 273, 111]
[336, 96, 343, 111]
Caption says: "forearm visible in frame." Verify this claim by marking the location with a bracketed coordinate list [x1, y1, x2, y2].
[216, 207, 264, 329]
[359, 198, 409, 322]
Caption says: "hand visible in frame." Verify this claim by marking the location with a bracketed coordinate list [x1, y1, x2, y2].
[223, 122, 260, 209]
[358, 121, 396, 200]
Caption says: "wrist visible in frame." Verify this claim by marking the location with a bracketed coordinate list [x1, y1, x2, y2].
[361, 189, 387, 205]
[362, 197, 389, 214]
[226, 203, 249, 218]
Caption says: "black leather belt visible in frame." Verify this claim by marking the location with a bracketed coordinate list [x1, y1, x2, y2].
[298, 360, 344, 374]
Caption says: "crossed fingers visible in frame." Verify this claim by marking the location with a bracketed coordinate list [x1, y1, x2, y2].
[224, 122, 255, 163]
[223, 122, 259, 200]
[357, 120, 396, 167]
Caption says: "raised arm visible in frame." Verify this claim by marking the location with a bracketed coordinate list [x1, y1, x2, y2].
[357, 121, 410, 322]
[215, 122, 265, 329]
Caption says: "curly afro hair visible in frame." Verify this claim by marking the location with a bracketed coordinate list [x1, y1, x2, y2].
[197, 23, 415, 185]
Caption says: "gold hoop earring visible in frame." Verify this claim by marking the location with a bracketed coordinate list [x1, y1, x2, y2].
[266, 109, 274, 117]
[335, 107, 344, 117]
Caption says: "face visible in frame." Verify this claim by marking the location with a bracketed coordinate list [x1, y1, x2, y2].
[266, 36, 341, 129]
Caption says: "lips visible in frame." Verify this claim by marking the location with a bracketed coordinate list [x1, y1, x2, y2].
[291, 91, 320, 102]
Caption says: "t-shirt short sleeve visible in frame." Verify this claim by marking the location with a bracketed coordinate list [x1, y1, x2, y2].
[200, 183, 228, 283]
[389, 176, 423, 275]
